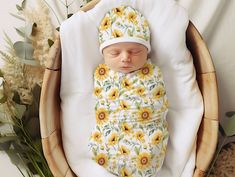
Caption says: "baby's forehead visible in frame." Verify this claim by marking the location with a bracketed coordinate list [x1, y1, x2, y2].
[106, 42, 145, 50]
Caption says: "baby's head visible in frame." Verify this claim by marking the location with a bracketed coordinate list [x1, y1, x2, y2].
[99, 6, 150, 73]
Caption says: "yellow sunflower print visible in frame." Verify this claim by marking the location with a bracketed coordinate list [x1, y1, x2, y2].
[120, 100, 130, 110]
[95, 64, 109, 81]
[96, 108, 109, 125]
[119, 145, 130, 156]
[137, 152, 151, 170]
[120, 167, 132, 177]
[112, 29, 123, 38]
[99, 17, 111, 31]
[136, 34, 146, 40]
[135, 131, 145, 143]
[153, 85, 165, 100]
[113, 7, 124, 16]
[127, 11, 137, 24]
[91, 131, 102, 143]
[108, 133, 119, 146]
[135, 86, 145, 96]
[151, 130, 163, 145]
[108, 88, 119, 100]
[138, 107, 152, 121]
[138, 63, 154, 80]
[160, 99, 169, 112]
[121, 78, 132, 90]
[95, 153, 108, 168]
[94, 87, 102, 97]
[121, 122, 132, 134]
[143, 19, 149, 28]
[162, 144, 167, 155]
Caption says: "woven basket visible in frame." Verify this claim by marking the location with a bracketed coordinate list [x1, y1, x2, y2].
[39, 0, 219, 176]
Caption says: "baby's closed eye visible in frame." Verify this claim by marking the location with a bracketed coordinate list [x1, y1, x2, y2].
[109, 51, 120, 56]
[129, 49, 142, 55]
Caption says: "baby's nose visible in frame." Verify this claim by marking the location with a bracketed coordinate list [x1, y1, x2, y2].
[120, 52, 131, 62]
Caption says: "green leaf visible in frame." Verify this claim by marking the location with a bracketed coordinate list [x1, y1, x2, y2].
[96, 125, 100, 131]
[13, 41, 34, 60]
[119, 90, 125, 96]
[97, 80, 101, 86]
[105, 130, 111, 136]
[32, 139, 42, 152]
[0, 95, 7, 104]
[138, 170, 142, 176]
[13, 125, 21, 135]
[221, 114, 235, 137]
[16, 4, 23, 11]
[12, 141, 31, 153]
[24, 23, 34, 37]
[219, 123, 226, 138]
[0, 142, 11, 151]
[6, 150, 21, 165]
[21, 0, 26, 9]
[10, 13, 25, 21]
[21, 59, 40, 66]
[27, 162, 38, 175]
[226, 111, 235, 117]
[133, 79, 138, 84]
[0, 81, 7, 103]
[15, 23, 34, 39]
[119, 134, 124, 140]
[134, 146, 140, 155]
[15, 27, 26, 38]
[15, 103, 26, 119]
[0, 136, 18, 144]
[3, 32, 14, 47]
[0, 70, 4, 77]
[16, 0, 26, 11]
[219, 123, 226, 137]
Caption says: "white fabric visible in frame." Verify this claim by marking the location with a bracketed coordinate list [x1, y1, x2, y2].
[100, 37, 151, 54]
[60, 0, 203, 176]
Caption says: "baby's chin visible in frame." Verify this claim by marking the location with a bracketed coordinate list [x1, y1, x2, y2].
[117, 67, 138, 74]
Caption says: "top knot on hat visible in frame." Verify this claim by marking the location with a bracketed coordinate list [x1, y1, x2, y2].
[98, 6, 151, 53]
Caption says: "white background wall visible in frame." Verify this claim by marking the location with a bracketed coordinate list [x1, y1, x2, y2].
[1, 0, 235, 176]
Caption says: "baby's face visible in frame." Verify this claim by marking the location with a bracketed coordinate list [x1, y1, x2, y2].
[103, 42, 148, 73]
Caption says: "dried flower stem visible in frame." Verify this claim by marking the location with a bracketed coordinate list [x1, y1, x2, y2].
[41, 0, 61, 25]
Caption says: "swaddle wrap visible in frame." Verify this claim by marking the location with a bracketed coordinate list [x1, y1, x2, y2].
[59, 0, 203, 176]
[89, 60, 168, 176]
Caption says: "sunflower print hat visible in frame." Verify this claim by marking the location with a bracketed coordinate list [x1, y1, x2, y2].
[99, 6, 151, 53]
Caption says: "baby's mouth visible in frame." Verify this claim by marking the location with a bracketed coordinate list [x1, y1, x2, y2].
[120, 66, 132, 69]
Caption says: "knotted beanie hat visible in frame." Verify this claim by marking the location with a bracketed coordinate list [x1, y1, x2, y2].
[98, 6, 151, 53]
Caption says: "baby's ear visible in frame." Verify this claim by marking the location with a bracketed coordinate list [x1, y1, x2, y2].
[147, 52, 150, 58]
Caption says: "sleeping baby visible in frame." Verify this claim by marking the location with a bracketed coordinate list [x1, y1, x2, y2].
[88, 6, 169, 177]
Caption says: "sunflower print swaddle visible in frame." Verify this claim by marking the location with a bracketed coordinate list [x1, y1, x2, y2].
[89, 60, 169, 177]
